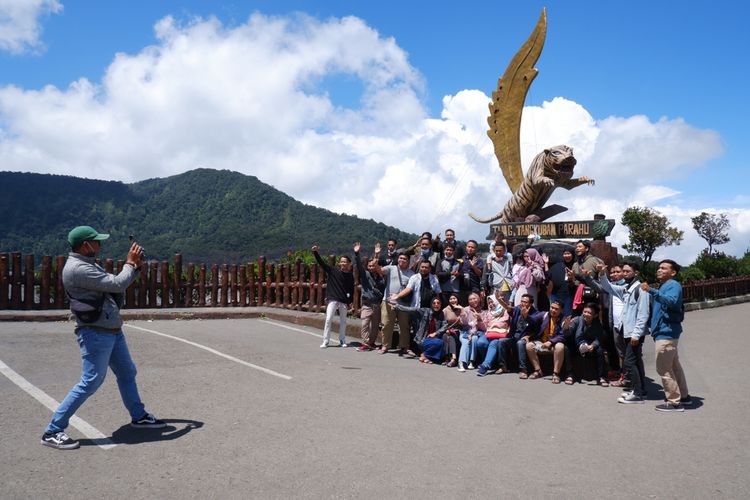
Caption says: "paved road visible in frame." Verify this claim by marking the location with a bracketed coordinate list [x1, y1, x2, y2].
[1, 304, 748, 499]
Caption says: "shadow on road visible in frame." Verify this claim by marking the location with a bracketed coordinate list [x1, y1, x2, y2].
[78, 418, 204, 447]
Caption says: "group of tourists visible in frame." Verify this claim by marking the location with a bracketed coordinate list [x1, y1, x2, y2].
[314, 229, 691, 414]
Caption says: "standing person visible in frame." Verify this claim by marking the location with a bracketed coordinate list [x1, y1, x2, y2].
[410, 236, 440, 272]
[436, 243, 461, 306]
[355, 242, 385, 352]
[312, 244, 355, 348]
[440, 228, 465, 259]
[374, 253, 414, 354]
[482, 241, 513, 303]
[594, 263, 651, 403]
[542, 248, 575, 318]
[378, 239, 399, 267]
[41, 226, 165, 450]
[458, 240, 484, 306]
[568, 240, 604, 313]
[390, 260, 442, 356]
[642, 259, 691, 412]
[514, 248, 545, 306]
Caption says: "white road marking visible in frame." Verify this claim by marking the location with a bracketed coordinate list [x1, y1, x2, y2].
[260, 318, 323, 338]
[0, 359, 116, 450]
[124, 324, 292, 380]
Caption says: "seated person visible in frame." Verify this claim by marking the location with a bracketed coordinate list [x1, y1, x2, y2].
[456, 292, 486, 372]
[564, 302, 609, 386]
[525, 300, 574, 384]
[441, 294, 463, 367]
[495, 293, 543, 379]
[419, 297, 449, 364]
[474, 293, 512, 377]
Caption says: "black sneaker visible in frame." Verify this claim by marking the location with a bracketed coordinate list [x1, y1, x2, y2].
[477, 365, 488, 377]
[663, 395, 693, 406]
[41, 431, 80, 450]
[655, 403, 684, 412]
[131, 413, 167, 428]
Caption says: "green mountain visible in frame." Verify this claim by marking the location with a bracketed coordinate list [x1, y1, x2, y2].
[0, 169, 418, 263]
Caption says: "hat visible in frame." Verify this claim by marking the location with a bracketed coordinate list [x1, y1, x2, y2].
[67, 226, 110, 248]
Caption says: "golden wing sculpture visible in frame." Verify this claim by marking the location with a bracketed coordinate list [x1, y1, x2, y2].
[488, 8, 546, 194]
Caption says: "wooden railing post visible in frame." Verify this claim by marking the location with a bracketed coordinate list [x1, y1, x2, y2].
[229, 264, 238, 306]
[54, 256, 65, 308]
[220, 264, 229, 307]
[23, 254, 34, 310]
[239, 264, 247, 306]
[248, 261, 257, 307]
[0, 253, 9, 309]
[173, 254, 183, 308]
[186, 263, 195, 307]
[257, 257, 266, 306]
[198, 264, 207, 307]
[10, 252, 22, 309]
[210, 264, 219, 306]
[40, 256, 52, 310]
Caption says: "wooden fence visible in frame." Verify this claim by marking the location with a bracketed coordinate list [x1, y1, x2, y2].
[0, 252, 361, 313]
[1, 251, 749, 312]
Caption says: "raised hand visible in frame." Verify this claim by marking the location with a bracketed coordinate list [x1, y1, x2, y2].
[353, 241, 361, 253]
[311, 244, 320, 253]
[374, 242, 381, 254]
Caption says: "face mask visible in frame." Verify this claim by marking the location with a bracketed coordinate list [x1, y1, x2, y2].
[615, 278, 626, 285]
[421, 249, 430, 257]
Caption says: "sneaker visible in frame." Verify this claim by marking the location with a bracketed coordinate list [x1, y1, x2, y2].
[655, 403, 684, 413]
[457, 362, 466, 373]
[467, 363, 475, 370]
[477, 365, 488, 377]
[41, 431, 79, 450]
[618, 392, 645, 404]
[680, 395, 693, 406]
[131, 413, 167, 428]
[320, 341, 329, 348]
[339, 341, 348, 348]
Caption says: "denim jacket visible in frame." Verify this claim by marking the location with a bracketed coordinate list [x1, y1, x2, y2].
[597, 276, 650, 339]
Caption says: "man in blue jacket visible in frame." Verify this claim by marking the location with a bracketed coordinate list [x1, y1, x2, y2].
[641, 259, 691, 412]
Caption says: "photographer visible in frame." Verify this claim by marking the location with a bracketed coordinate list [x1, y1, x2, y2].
[41, 226, 165, 450]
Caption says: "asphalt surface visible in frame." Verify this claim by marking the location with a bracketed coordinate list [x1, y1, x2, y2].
[1, 303, 748, 499]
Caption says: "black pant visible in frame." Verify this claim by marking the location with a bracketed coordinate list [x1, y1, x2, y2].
[623, 336, 646, 395]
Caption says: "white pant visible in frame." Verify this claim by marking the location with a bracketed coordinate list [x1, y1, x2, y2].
[323, 301, 348, 343]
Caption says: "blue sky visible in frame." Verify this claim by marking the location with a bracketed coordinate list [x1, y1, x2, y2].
[1, 0, 748, 263]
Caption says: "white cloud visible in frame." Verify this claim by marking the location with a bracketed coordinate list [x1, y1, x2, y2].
[0, 12, 744, 265]
[0, 0, 62, 54]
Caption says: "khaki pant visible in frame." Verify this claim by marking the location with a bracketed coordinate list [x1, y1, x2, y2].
[360, 304, 381, 346]
[655, 339, 689, 405]
[380, 301, 411, 350]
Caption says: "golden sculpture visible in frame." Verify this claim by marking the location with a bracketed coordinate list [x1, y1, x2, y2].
[469, 9, 594, 224]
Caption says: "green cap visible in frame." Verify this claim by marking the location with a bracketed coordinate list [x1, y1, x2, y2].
[67, 226, 110, 248]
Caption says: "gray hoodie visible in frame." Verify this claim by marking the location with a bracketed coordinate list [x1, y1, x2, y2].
[62, 252, 138, 331]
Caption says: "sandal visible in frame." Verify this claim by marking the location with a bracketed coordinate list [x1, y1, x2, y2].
[564, 376, 574, 385]
[446, 358, 457, 368]
[519, 371, 529, 380]
[552, 373, 561, 384]
[378, 348, 388, 355]
[529, 370, 543, 380]
[598, 378, 610, 387]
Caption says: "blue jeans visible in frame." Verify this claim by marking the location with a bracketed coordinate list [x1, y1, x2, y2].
[459, 331, 482, 364]
[477, 336, 514, 369]
[517, 338, 530, 372]
[46, 328, 146, 433]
